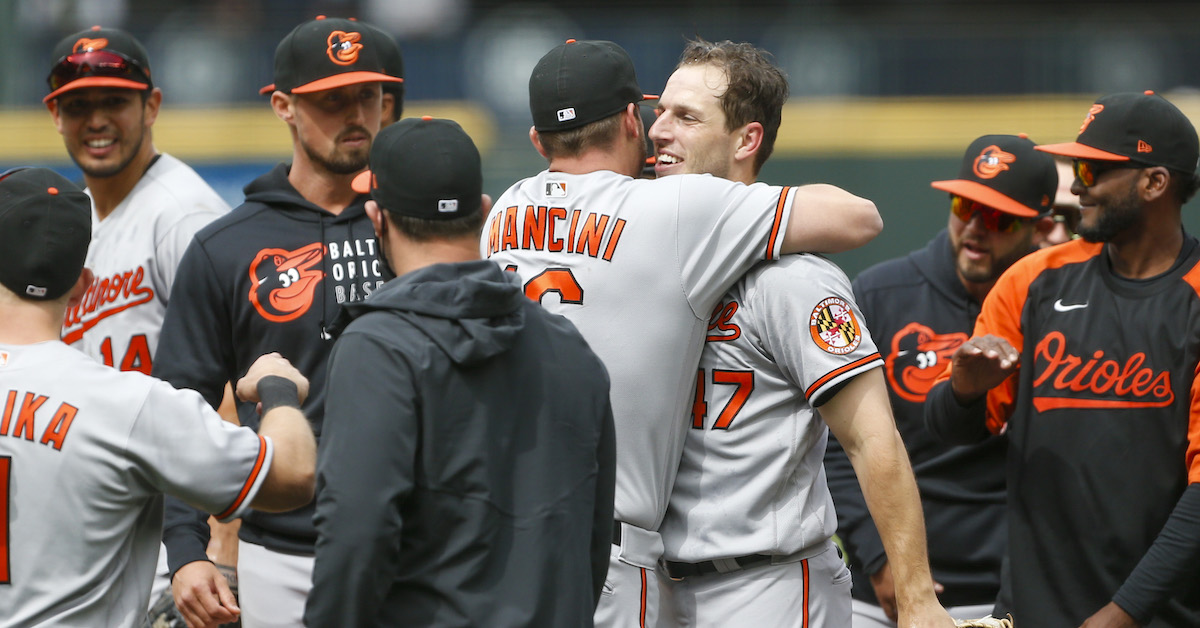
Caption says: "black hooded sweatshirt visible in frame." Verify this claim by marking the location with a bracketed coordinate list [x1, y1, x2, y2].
[304, 260, 616, 627]
[154, 163, 386, 571]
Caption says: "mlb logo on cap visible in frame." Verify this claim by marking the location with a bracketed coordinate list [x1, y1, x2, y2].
[438, 200, 459, 213]
[557, 107, 576, 122]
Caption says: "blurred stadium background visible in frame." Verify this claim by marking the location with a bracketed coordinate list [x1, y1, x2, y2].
[4, 0, 1200, 275]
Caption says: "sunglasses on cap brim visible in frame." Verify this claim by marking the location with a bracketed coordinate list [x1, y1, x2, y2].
[46, 49, 151, 95]
[951, 196, 1034, 233]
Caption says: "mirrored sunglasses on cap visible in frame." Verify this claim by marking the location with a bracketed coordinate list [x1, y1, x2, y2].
[1072, 159, 1143, 188]
[46, 49, 151, 94]
[951, 196, 1032, 233]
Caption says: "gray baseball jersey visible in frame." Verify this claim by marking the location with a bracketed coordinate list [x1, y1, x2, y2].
[61, 153, 228, 373]
[661, 255, 882, 562]
[0, 341, 271, 627]
[482, 169, 794, 531]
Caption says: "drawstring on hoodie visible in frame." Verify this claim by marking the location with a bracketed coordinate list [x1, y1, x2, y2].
[319, 218, 330, 340]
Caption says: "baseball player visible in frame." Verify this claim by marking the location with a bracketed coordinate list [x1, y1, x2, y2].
[0, 167, 316, 628]
[153, 16, 401, 628]
[42, 24, 234, 611]
[926, 91, 1200, 625]
[483, 38, 885, 628]
[649, 39, 953, 627]
[825, 134, 1058, 627]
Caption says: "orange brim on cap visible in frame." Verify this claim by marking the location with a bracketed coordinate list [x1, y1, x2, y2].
[258, 83, 275, 95]
[290, 71, 403, 94]
[43, 76, 149, 102]
[351, 170, 373, 195]
[930, 180, 1041, 217]
[1035, 142, 1130, 162]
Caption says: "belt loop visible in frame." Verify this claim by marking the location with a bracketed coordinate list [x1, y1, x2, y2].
[612, 520, 623, 546]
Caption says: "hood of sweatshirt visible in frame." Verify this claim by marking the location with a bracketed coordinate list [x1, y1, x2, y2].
[339, 259, 527, 365]
[242, 162, 368, 225]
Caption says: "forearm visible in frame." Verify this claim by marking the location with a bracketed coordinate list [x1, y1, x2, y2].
[252, 404, 316, 512]
[781, 184, 881, 254]
[1112, 484, 1200, 623]
[847, 428, 936, 609]
[924, 379, 991, 445]
[825, 435, 887, 574]
[163, 496, 215, 576]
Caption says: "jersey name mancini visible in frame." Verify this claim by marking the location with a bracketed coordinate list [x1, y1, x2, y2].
[61, 265, 155, 344]
[483, 203, 627, 262]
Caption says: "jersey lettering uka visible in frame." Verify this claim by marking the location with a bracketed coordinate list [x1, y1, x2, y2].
[662, 255, 882, 562]
[483, 170, 793, 531]
[961, 237, 1200, 625]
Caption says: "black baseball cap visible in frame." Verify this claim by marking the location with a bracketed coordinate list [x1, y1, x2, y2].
[0, 168, 91, 300]
[931, 134, 1057, 217]
[268, 16, 403, 95]
[529, 39, 656, 132]
[1036, 91, 1199, 174]
[351, 117, 482, 220]
[45, 26, 152, 102]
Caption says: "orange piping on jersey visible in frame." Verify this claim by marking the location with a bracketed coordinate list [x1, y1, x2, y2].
[522, 206, 547, 251]
[766, 186, 791, 260]
[575, 213, 611, 257]
[0, 456, 9, 584]
[938, 240, 1103, 434]
[639, 567, 648, 628]
[602, 218, 626, 261]
[0, 392, 15, 435]
[1032, 397, 1174, 411]
[804, 354, 881, 400]
[40, 403, 78, 450]
[801, 557, 810, 627]
[216, 434, 269, 520]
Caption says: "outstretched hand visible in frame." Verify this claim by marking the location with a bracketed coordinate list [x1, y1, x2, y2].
[949, 335, 1019, 403]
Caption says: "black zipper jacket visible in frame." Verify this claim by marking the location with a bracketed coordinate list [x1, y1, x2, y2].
[305, 260, 616, 627]
[154, 163, 386, 571]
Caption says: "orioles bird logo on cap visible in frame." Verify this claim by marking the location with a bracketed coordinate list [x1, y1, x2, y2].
[73, 37, 108, 53]
[1079, 104, 1104, 133]
[973, 145, 1016, 179]
[326, 31, 363, 66]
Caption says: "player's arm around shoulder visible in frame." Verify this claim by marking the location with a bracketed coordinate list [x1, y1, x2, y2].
[235, 353, 316, 512]
[781, 183, 882, 255]
[821, 369, 955, 628]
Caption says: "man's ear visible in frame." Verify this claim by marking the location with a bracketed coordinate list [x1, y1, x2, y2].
[530, 126, 549, 159]
[1029, 215, 1056, 248]
[1141, 167, 1171, 202]
[365, 199, 384, 239]
[66, 268, 94, 312]
[480, 193, 493, 215]
[143, 87, 163, 127]
[735, 121, 764, 165]
[270, 91, 294, 124]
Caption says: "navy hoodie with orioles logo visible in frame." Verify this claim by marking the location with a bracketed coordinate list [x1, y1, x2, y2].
[154, 162, 385, 573]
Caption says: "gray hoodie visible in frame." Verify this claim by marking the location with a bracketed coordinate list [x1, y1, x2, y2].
[306, 259, 616, 627]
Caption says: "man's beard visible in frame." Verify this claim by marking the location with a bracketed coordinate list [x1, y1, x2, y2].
[77, 125, 145, 179]
[1077, 181, 1141, 243]
[302, 126, 371, 175]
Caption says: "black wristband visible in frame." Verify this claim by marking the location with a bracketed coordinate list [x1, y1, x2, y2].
[257, 375, 300, 413]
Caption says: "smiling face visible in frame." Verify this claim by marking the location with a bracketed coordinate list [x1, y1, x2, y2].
[48, 87, 158, 179]
[291, 82, 382, 175]
[1070, 161, 1146, 243]
[649, 63, 743, 180]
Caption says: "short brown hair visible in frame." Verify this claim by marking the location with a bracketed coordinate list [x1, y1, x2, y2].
[677, 39, 788, 175]
[537, 111, 624, 161]
[388, 210, 485, 243]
